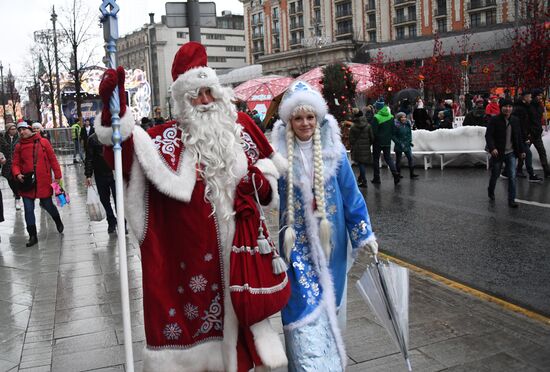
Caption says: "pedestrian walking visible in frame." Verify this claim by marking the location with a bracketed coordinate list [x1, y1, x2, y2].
[70, 119, 84, 163]
[511, 91, 542, 182]
[0, 123, 22, 210]
[31, 123, 50, 142]
[272, 80, 378, 371]
[486, 99, 526, 208]
[349, 107, 374, 188]
[412, 98, 433, 130]
[95, 42, 287, 371]
[80, 118, 95, 152]
[84, 132, 119, 233]
[530, 89, 550, 178]
[393, 112, 419, 179]
[11, 122, 64, 246]
[371, 99, 400, 184]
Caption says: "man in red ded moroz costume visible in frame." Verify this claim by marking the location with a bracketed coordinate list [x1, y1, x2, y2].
[96, 42, 289, 371]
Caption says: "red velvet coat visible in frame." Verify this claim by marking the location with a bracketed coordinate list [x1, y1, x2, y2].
[12, 134, 62, 199]
[96, 111, 287, 372]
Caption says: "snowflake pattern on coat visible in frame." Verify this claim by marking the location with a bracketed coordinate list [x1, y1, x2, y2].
[184, 303, 199, 320]
[163, 322, 182, 340]
[189, 275, 207, 293]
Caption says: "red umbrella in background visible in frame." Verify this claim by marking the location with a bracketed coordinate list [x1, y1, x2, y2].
[233, 75, 294, 119]
[295, 63, 383, 93]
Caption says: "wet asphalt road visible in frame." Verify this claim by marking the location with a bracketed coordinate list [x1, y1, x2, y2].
[358, 166, 550, 317]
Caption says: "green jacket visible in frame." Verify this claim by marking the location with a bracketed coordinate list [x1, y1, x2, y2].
[71, 123, 81, 140]
[372, 106, 394, 147]
[392, 120, 413, 153]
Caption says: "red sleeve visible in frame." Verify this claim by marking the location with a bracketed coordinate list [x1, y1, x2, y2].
[103, 135, 135, 179]
[11, 143, 21, 177]
[237, 112, 274, 159]
[43, 139, 62, 179]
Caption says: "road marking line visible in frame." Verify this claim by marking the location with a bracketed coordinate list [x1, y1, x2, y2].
[379, 252, 550, 326]
[515, 199, 550, 208]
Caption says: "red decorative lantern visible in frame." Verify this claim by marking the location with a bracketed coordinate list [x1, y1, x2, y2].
[418, 74, 425, 81]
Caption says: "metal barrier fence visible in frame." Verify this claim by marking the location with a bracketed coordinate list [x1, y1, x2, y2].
[44, 128, 75, 156]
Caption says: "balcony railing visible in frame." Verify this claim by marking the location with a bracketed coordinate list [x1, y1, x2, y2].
[252, 47, 264, 54]
[335, 27, 353, 36]
[434, 7, 447, 17]
[336, 9, 353, 18]
[393, 14, 417, 25]
[288, 6, 304, 15]
[366, 22, 376, 29]
[394, 0, 416, 6]
[252, 32, 264, 39]
[290, 21, 304, 30]
[290, 38, 302, 46]
[467, 0, 496, 10]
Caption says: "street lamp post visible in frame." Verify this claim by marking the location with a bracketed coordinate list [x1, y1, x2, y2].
[0, 61, 6, 125]
[51, 7, 64, 126]
[99, 1, 134, 370]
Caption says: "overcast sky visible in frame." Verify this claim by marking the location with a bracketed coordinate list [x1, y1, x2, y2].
[0, 0, 244, 81]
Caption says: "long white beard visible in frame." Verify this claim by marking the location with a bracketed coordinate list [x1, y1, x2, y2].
[178, 94, 242, 221]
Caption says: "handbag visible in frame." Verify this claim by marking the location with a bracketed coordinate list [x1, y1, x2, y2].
[230, 171, 290, 326]
[19, 140, 38, 192]
[86, 186, 105, 221]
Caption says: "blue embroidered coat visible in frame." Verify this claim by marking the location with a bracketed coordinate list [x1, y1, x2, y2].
[272, 115, 376, 370]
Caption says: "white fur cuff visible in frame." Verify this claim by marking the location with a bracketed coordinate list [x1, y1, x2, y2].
[254, 158, 280, 209]
[250, 319, 288, 369]
[94, 107, 135, 145]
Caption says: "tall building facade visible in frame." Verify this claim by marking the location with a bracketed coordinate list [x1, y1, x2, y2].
[117, 12, 246, 116]
[241, 0, 547, 79]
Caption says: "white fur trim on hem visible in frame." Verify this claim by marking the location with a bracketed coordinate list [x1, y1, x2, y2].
[251, 319, 288, 368]
[142, 340, 224, 372]
[94, 108, 134, 145]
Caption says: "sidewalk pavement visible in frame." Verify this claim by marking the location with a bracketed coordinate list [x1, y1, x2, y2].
[1, 159, 549, 372]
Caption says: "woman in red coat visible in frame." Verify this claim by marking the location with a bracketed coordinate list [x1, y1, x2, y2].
[11, 122, 64, 246]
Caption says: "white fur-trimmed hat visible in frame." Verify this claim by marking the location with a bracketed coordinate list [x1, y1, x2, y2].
[278, 81, 328, 124]
[170, 42, 219, 99]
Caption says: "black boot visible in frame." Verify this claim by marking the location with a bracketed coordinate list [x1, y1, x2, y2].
[26, 225, 38, 247]
[393, 172, 401, 185]
[53, 215, 64, 233]
[371, 177, 381, 184]
[410, 170, 419, 179]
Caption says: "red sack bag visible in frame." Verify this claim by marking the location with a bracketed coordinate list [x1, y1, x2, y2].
[230, 174, 290, 326]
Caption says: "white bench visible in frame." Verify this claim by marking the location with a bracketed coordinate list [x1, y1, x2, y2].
[435, 150, 490, 170]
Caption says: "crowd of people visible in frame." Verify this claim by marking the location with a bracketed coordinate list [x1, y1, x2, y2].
[0, 40, 548, 370]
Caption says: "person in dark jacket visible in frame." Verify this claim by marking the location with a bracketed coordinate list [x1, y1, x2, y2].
[0, 123, 22, 210]
[530, 89, 549, 178]
[412, 99, 433, 130]
[392, 112, 418, 179]
[12, 122, 64, 246]
[463, 98, 488, 127]
[84, 132, 120, 233]
[372, 101, 400, 184]
[80, 118, 95, 152]
[349, 108, 374, 188]
[485, 99, 526, 208]
[511, 92, 542, 182]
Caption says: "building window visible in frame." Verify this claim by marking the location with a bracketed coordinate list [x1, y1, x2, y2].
[367, 13, 376, 28]
[272, 7, 279, 19]
[407, 6, 416, 20]
[337, 20, 353, 35]
[470, 13, 481, 27]
[408, 25, 417, 37]
[486, 10, 496, 25]
[273, 36, 280, 49]
[226, 46, 245, 52]
[436, 18, 447, 33]
[273, 20, 280, 34]
[336, 2, 352, 18]
[208, 56, 227, 63]
[176, 32, 188, 38]
[368, 30, 377, 42]
[396, 26, 405, 40]
[205, 34, 225, 40]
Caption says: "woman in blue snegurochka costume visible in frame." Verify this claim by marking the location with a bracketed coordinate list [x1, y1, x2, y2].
[271, 81, 378, 371]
